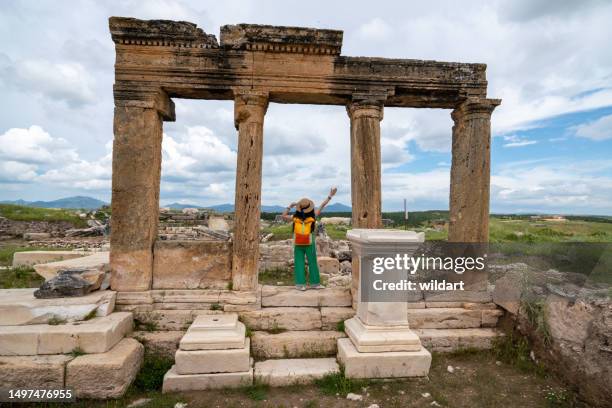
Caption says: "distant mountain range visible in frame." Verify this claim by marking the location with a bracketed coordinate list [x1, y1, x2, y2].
[1, 196, 353, 213]
[1, 196, 108, 210]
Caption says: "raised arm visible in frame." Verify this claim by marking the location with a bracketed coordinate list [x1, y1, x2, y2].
[281, 202, 297, 222]
[315, 187, 337, 216]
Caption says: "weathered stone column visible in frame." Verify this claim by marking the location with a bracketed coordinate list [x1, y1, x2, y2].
[347, 98, 384, 306]
[231, 90, 269, 291]
[346, 101, 384, 229]
[110, 89, 175, 291]
[448, 98, 500, 243]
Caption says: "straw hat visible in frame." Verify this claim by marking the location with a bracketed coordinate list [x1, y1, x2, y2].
[296, 198, 315, 213]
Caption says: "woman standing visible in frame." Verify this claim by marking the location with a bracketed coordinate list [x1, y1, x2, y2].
[281, 187, 338, 291]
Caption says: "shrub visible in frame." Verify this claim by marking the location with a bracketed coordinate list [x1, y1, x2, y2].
[133, 353, 174, 391]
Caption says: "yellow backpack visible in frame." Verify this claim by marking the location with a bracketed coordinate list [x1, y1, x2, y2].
[293, 216, 315, 246]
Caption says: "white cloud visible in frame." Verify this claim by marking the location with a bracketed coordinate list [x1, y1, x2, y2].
[502, 134, 537, 148]
[0, 55, 96, 107]
[0, 126, 78, 164]
[573, 114, 612, 141]
[358, 18, 393, 40]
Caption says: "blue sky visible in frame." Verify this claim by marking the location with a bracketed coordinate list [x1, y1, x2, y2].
[1, 0, 611, 214]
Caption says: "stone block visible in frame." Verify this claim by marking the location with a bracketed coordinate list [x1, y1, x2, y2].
[0, 289, 115, 326]
[130, 330, 184, 358]
[321, 307, 355, 330]
[407, 308, 482, 329]
[481, 309, 504, 327]
[415, 328, 502, 352]
[406, 302, 426, 309]
[254, 358, 339, 386]
[492, 270, 524, 315]
[134, 310, 221, 331]
[24, 232, 51, 240]
[151, 289, 222, 304]
[261, 285, 351, 307]
[34, 252, 109, 281]
[0, 312, 132, 356]
[152, 241, 231, 289]
[423, 290, 492, 303]
[239, 307, 321, 331]
[180, 319, 246, 351]
[425, 302, 464, 308]
[317, 256, 340, 275]
[176, 339, 250, 374]
[344, 317, 421, 352]
[66, 338, 144, 399]
[0, 355, 72, 389]
[337, 338, 431, 379]
[251, 331, 345, 359]
[116, 291, 153, 305]
[162, 366, 253, 392]
[12, 251, 89, 267]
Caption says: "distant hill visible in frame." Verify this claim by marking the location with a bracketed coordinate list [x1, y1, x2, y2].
[325, 203, 351, 212]
[0, 196, 107, 210]
[164, 203, 205, 210]
[163, 202, 351, 213]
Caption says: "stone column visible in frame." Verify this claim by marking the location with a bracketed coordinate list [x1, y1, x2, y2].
[110, 89, 175, 291]
[338, 229, 431, 379]
[231, 90, 269, 291]
[346, 101, 384, 229]
[448, 98, 500, 243]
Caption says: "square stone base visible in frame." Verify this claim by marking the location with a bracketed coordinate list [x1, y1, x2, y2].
[337, 338, 431, 379]
[344, 317, 422, 352]
[162, 366, 253, 392]
[180, 321, 246, 351]
[175, 339, 250, 375]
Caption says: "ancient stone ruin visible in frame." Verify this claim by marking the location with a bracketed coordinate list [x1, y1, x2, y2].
[108, 17, 500, 294]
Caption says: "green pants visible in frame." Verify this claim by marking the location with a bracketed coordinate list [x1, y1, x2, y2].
[294, 235, 320, 285]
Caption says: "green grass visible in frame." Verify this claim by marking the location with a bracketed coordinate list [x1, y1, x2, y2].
[70, 347, 85, 357]
[0, 203, 87, 227]
[0, 266, 44, 288]
[492, 332, 547, 377]
[261, 223, 348, 241]
[0, 245, 70, 267]
[259, 267, 293, 285]
[314, 369, 366, 396]
[133, 353, 174, 392]
[242, 382, 269, 401]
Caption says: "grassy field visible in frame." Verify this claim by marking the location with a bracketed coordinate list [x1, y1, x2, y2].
[263, 217, 612, 243]
[0, 204, 87, 227]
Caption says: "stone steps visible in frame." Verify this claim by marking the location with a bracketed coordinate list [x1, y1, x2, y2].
[250, 330, 346, 359]
[261, 285, 351, 307]
[415, 328, 503, 352]
[407, 307, 503, 329]
[254, 358, 339, 386]
[0, 312, 133, 356]
[0, 338, 143, 399]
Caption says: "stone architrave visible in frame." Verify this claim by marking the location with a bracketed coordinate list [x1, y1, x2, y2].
[448, 98, 501, 243]
[110, 88, 175, 291]
[340, 229, 431, 378]
[231, 90, 269, 291]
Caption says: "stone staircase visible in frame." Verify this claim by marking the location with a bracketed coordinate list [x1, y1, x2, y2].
[0, 288, 142, 399]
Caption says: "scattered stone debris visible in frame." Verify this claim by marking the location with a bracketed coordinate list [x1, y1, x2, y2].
[367, 404, 380, 408]
[127, 398, 152, 408]
[34, 268, 105, 298]
[346, 393, 363, 401]
[422, 392, 431, 398]
[447, 365, 455, 373]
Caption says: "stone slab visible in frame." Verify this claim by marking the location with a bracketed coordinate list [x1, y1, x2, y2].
[321, 307, 355, 330]
[0, 289, 115, 326]
[337, 338, 431, 379]
[133, 309, 222, 331]
[180, 321, 246, 351]
[176, 339, 250, 374]
[251, 330, 345, 359]
[190, 313, 238, 331]
[423, 290, 492, 303]
[317, 256, 340, 275]
[415, 328, 502, 352]
[239, 307, 321, 331]
[0, 312, 132, 356]
[344, 317, 421, 352]
[12, 251, 89, 267]
[129, 330, 184, 358]
[407, 308, 482, 329]
[162, 366, 253, 392]
[0, 355, 73, 389]
[66, 338, 143, 399]
[261, 285, 351, 307]
[34, 252, 109, 281]
[254, 358, 339, 386]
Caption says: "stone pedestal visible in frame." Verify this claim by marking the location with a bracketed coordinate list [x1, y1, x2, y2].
[163, 313, 253, 392]
[340, 229, 431, 378]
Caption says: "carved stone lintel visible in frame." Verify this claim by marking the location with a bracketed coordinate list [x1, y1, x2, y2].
[233, 89, 269, 130]
[113, 86, 176, 122]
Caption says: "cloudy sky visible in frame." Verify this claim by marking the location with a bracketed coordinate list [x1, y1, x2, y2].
[1, 0, 612, 214]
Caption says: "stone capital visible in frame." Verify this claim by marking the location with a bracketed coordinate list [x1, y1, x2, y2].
[233, 89, 269, 129]
[113, 85, 176, 122]
[346, 103, 384, 121]
[451, 97, 501, 122]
